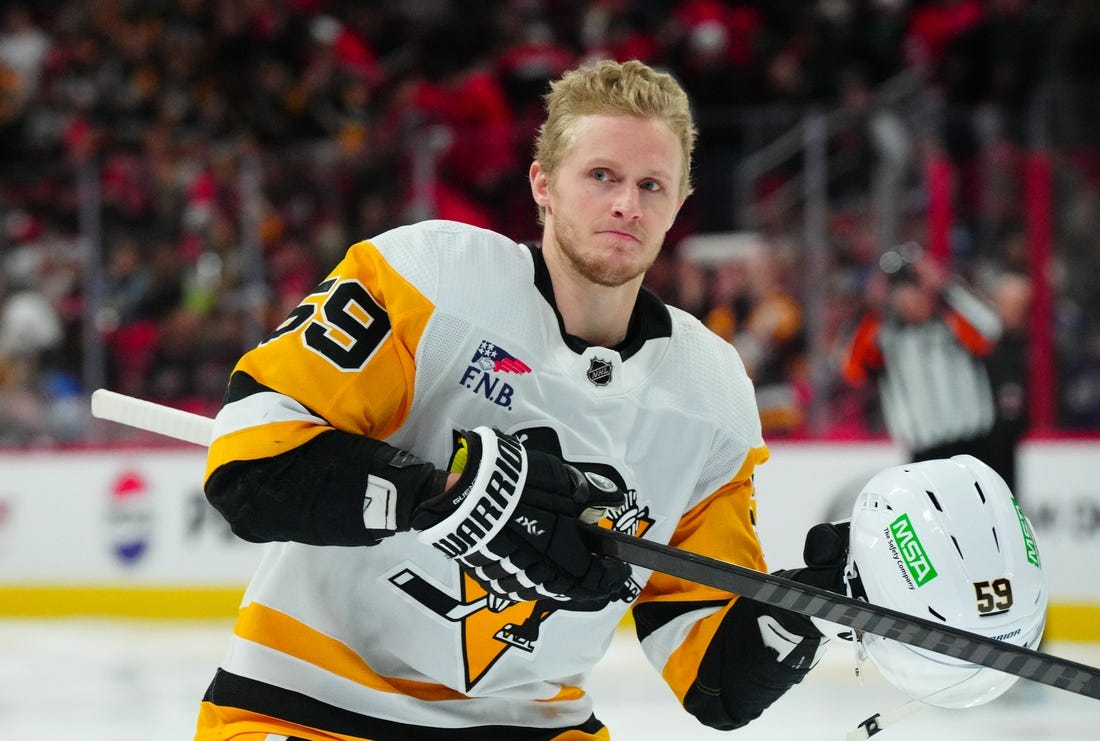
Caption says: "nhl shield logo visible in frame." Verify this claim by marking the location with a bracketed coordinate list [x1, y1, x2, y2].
[586, 357, 613, 387]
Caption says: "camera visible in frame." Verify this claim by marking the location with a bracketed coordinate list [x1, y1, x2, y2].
[879, 242, 922, 285]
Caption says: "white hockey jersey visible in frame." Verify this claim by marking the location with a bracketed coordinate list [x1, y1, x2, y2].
[196, 220, 769, 740]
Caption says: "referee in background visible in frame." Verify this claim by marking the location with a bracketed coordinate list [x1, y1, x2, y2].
[841, 243, 1004, 470]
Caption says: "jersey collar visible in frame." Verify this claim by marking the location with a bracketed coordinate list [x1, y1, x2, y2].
[524, 242, 672, 361]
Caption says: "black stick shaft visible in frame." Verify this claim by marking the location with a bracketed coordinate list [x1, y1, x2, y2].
[582, 523, 1100, 701]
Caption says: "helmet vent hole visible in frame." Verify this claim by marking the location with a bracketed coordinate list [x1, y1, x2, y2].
[951, 535, 964, 559]
[926, 490, 943, 511]
[991, 526, 1001, 552]
[928, 606, 947, 622]
[975, 482, 986, 504]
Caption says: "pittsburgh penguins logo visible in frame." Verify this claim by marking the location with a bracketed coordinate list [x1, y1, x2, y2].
[390, 496, 653, 690]
[390, 427, 654, 691]
[388, 569, 559, 688]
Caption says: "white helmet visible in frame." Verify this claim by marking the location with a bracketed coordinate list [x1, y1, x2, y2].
[846, 455, 1047, 708]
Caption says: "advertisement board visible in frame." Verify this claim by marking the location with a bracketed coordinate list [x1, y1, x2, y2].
[1, 442, 1096, 638]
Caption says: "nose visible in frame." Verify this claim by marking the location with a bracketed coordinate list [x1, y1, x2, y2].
[611, 184, 642, 221]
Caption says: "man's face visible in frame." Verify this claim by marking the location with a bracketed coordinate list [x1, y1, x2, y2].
[530, 114, 685, 288]
[890, 281, 938, 324]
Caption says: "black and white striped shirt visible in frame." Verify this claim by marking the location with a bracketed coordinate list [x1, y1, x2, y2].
[844, 283, 1002, 452]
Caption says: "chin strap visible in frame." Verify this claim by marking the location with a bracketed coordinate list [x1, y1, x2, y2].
[830, 629, 924, 740]
[846, 700, 924, 740]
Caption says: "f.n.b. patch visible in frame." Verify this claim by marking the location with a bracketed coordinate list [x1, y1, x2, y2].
[471, 340, 531, 374]
[458, 339, 531, 410]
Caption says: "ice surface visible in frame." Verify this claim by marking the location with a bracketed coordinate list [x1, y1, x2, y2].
[0, 619, 1096, 740]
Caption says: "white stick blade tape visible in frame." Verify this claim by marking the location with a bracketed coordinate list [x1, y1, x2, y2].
[90, 388, 215, 447]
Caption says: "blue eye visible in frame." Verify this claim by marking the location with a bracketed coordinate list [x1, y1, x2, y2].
[592, 169, 610, 182]
[641, 180, 661, 192]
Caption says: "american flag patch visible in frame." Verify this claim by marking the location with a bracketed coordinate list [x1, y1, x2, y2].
[471, 340, 532, 374]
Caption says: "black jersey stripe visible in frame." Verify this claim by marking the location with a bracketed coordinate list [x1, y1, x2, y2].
[633, 598, 728, 643]
[203, 669, 606, 741]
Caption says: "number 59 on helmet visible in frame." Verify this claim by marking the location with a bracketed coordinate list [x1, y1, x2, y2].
[845, 455, 1048, 708]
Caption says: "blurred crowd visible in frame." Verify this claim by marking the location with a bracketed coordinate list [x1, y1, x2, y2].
[1, 0, 1099, 446]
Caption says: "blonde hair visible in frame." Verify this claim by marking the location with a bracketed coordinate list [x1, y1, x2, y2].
[533, 59, 696, 217]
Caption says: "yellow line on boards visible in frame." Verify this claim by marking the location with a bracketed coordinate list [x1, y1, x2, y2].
[1044, 603, 1100, 643]
[0, 586, 245, 619]
[1, 587, 1098, 642]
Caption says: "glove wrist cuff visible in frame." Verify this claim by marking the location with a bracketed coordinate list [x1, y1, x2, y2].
[416, 426, 528, 559]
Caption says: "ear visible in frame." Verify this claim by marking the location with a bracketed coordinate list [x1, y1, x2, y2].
[529, 161, 550, 210]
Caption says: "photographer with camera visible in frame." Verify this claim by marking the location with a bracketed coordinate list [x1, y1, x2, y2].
[840, 243, 1004, 466]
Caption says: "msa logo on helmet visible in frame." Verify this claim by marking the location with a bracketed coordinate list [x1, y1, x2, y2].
[1012, 499, 1041, 567]
[888, 514, 938, 588]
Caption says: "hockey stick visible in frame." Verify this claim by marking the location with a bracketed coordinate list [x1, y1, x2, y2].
[88, 388, 1100, 701]
[91, 388, 213, 445]
[583, 524, 1100, 701]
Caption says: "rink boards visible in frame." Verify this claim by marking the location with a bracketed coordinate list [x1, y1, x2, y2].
[0, 441, 1097, 640]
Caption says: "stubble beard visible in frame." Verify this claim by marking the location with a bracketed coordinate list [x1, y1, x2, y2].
[551, 217, 659, 288]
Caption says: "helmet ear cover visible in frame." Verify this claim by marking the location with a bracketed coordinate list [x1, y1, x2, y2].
[845, 455, 1048, 708]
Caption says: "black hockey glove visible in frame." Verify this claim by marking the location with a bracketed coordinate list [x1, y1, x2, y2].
[681, 521, 851, 730]
[766, 520, 851, 664]
[411, 426, 634, 610]
[776, 520, 850, 599]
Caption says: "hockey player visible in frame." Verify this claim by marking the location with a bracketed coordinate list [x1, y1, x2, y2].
[194, 59, 846, 740]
